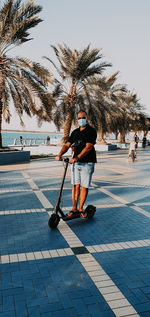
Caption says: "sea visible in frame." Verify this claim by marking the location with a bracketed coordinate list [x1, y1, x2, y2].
[2, 130, 147, 147]
[2, 131, 62, 147]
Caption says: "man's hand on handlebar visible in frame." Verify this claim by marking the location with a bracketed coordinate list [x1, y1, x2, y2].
[69, 158, 78, 164]
[55, 155, 62, 161]
[55, 156, 78, 164]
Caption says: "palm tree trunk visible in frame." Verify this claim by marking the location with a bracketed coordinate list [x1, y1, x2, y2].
[61, 110, 72, 144]
[97, 125, 106, 144]
[144, 131, 148, 137]
[115, 132, 119, 140]
[119, 131, 125, 143]
[0, 100, 2, 148]
[61, 84, 76, 144]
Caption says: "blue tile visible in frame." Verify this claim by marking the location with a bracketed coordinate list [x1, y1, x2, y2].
[3, 296, 14, 312]
[53, 309, 77, 317]
[40, 303, 63, 313]
[33, 178, 71, 190]
[41, 312, 53, 317]
[0, 179, 31, 190]
[15, 301, 28, 317]
[69, 290, 91, 299]
[93, 248, 150, 312]
[3, 288, 24, 297]
[71, 298, 88, 314]
[27, 297, 50, 308]
[0, 213, 68, 254]
[106, 186, 150, 204]
[0, 192, 43, 211]
[135, 302, 150, 313]
[66, 205, 150, 245]
[28, 307, 41, 317]
[140, 313, 150, 317]
[0, 312, 15, 317]
[57, 294, 73, 309]
[87, 303, 109, 316]
[139, 205, 150, 213]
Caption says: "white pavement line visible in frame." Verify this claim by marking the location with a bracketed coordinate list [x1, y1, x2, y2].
[131, 205, 150, 218]
[77, 254, 139, 317]
[86, 239, 150, 253]
[42, 187, 71, 191]
[56, 220, 141, 316]
[92, 185, 128, 205]
[0, 248, 74, 264]
[1, 238, 148, 264]
[0, 189, 32, 193]
[0, 209, 46, 215]
[58, 219, 84, 247]
[0, 178, 24, 180]
[6, 170, 141, 316]
[136, 202, 150, 206]
[92, 182, 150, 220]
[95, 204, 124, 209]
[22, 172, 53, 209]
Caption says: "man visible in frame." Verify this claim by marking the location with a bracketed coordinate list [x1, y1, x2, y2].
[55, 110, 97, 218]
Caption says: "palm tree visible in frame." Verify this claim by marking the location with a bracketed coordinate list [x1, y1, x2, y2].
[112, 91, 142, 143]
[44, 44, 111, 143]
[0, 0, 53, 148]
[85, 72, 125, 143]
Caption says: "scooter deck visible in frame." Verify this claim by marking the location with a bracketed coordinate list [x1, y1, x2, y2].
[62, 211, 84, 221]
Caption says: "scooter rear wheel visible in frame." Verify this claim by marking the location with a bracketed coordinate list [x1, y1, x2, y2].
[48, 214, 60, 229]
[85, 205, 96, 218]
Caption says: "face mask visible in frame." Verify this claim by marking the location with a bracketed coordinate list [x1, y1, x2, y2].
[78, 118, 87, 127]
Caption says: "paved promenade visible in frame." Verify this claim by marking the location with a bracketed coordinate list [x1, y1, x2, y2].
[1, 148, 150, 317]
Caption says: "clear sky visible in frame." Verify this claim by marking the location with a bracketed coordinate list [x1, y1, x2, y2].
[3, 0, 150, 131]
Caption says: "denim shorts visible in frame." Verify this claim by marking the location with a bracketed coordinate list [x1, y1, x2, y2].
[71, 162, 95, 188]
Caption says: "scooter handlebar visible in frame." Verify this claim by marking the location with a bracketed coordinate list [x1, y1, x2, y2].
[59, 157, 69, 163]
[64, 158, 69, 163]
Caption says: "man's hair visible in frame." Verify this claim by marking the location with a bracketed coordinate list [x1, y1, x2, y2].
[77, 109, 87, 115]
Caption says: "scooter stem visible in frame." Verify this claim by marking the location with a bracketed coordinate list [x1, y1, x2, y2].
[55, 159, 69, 212]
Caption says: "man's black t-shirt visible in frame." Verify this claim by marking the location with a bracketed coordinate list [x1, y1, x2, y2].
[68, 124, 97, 163]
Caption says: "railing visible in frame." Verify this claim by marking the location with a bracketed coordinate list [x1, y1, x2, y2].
[12, 137, 60, 146]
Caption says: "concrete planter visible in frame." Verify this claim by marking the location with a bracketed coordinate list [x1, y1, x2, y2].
[0, 151, 30, 165]
[95, 144, 117, 151]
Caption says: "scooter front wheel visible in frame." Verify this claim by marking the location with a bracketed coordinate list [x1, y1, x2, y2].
[48, 214, 60, 229]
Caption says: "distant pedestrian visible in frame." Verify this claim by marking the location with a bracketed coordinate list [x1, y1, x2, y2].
[20, 136, 23, 150]
[134, 133, 139, 148]
[142, 136, 146, 148]
[128, 137, 136, 159]
[47, 136, 50, 145]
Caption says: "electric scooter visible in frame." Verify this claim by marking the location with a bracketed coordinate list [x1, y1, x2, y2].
[48, 158, 96, 229]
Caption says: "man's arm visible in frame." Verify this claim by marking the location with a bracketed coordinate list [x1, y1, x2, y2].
[77, 143, 93, 160]
[69, 143, 93, 164]
[55, 142, 71, 161]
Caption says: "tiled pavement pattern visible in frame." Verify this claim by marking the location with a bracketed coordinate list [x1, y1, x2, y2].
[1, 149, 150, 316]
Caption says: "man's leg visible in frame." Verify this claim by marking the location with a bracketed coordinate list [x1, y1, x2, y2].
[72, 184, 80, 211]
[79, 186, 88, 212]
[79, 163, 94, 217]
